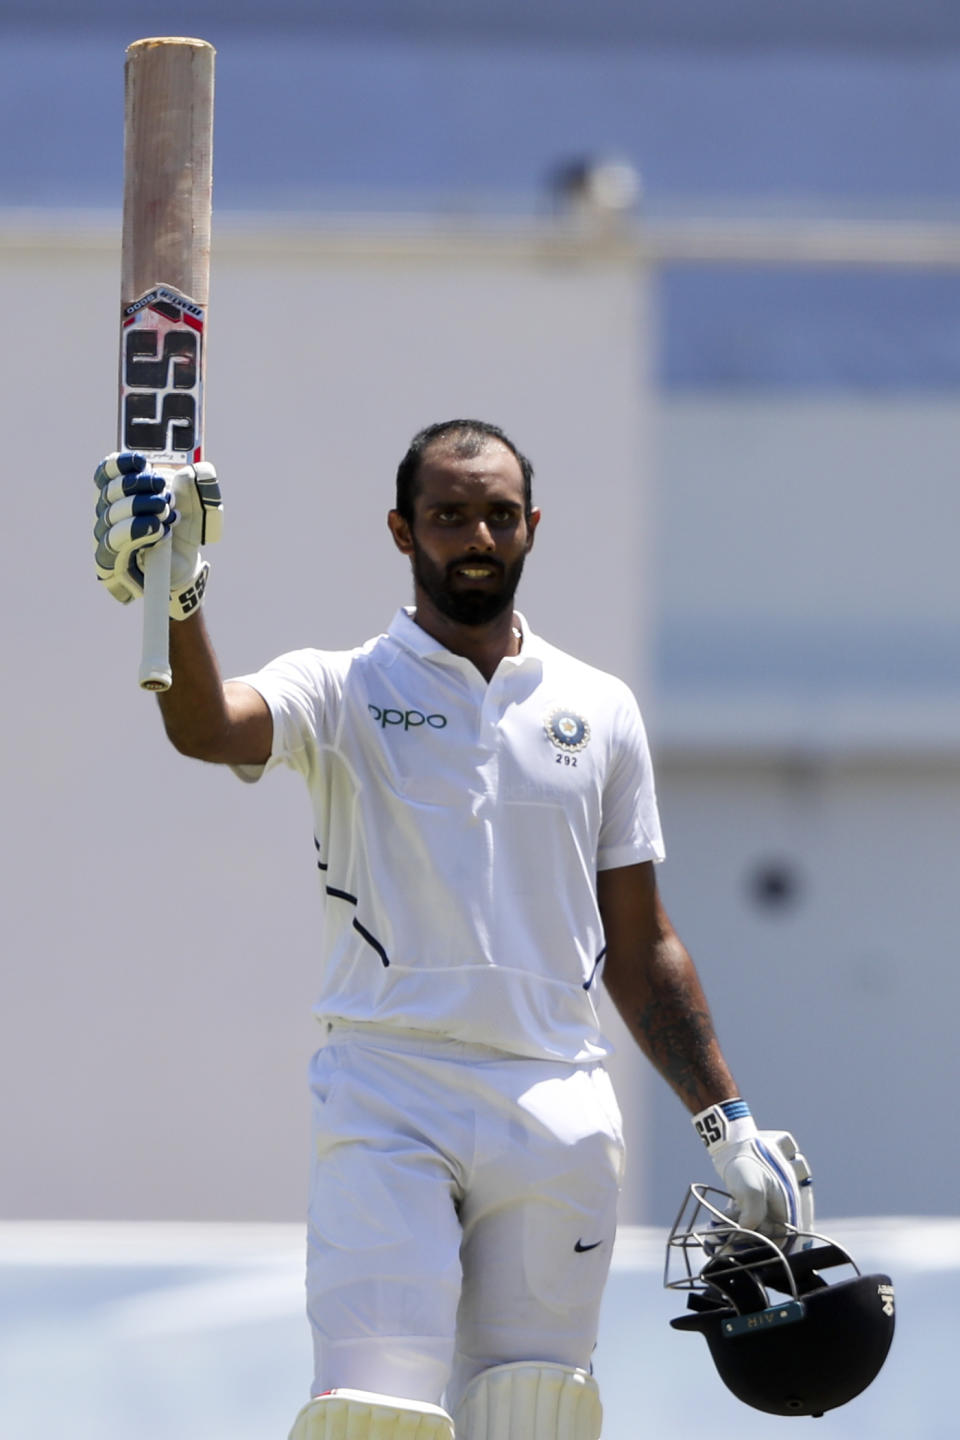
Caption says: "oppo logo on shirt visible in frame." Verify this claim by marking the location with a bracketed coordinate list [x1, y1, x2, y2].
[368, 703, 448, 731]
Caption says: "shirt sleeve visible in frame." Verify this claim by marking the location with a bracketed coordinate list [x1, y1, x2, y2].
[228, 649, 339, 784]
[597, 683, 666, 870]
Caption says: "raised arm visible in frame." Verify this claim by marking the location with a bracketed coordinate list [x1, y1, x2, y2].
[159, 610, 272, 766]
[94, 450, 271, 767]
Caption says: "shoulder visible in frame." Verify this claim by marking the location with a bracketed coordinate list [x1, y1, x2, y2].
[256, 633, 391, 684]
[533, 635, 642, 711]
[528, 636, 652, 765]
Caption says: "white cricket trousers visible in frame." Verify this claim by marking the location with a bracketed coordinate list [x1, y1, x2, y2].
[306, 1023, 625, 1415]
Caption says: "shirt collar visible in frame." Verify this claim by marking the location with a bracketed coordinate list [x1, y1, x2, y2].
[388, 607, 543, 672]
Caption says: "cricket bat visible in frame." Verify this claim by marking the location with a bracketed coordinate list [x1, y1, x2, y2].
[119, 36, 215, 691]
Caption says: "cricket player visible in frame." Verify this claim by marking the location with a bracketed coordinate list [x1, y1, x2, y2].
[94, 419, 813, 1440]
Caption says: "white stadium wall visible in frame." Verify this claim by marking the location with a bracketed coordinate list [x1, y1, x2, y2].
[0, 218, 657, 1221]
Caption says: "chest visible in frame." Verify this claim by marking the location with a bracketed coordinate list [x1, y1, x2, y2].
[342, 664, 608, 810]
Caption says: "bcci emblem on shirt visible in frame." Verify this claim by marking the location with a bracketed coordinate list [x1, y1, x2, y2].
[543, 706, 591, 753]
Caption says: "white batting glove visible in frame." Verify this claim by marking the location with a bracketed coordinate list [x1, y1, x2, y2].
[94, 451, 222, 618]
[692, 1098, 814, 1246]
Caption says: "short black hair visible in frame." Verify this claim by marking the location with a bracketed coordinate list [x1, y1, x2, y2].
[394, 419, 534, 523]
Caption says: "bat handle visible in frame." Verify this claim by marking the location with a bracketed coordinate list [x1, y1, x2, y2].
[139, 534, 173, 691]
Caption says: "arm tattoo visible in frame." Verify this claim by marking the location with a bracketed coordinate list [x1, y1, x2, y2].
[633, 996, 721, 1109]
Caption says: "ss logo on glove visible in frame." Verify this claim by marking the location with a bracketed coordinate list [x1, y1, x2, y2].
[695, 1112, 724, 1147]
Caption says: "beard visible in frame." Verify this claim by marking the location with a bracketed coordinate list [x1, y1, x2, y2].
[411, 538, 526, 626]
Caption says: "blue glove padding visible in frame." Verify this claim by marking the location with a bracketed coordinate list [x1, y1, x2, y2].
[692, 1098, 814, 1246]
[94, 451, 172, 604]
[94, 451, 222, 616]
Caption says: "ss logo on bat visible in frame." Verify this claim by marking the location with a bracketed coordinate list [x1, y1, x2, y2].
[120, 285, 204, 462]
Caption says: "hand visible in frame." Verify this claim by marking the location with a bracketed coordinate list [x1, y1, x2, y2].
[94, 451, 171, 604]
[94, 452, 222, 617]
[692, 1099, 814, 1245]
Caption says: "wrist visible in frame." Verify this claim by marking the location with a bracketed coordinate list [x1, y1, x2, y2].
[170, 559, 210, 620]
[692, 1097, 758, 1152]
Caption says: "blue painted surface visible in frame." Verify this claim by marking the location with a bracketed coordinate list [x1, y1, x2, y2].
[2, 30, 959, 387]
[659, 268, 960, 391]
[4, 35, 959, 207]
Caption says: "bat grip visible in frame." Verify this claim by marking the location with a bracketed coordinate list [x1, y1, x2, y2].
[139, 534, 173, 691]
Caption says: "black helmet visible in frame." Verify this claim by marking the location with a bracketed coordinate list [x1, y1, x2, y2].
[665, 1183, 895, 1418]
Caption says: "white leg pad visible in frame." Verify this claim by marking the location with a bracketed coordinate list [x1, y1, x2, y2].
[289, 1389, 455, 1440]
[454, 1362, 602, 1440]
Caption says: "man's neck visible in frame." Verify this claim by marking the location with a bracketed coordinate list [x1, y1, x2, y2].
[411, 602, 521, 682]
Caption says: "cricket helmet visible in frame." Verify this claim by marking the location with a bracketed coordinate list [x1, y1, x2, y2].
[665, 1184, 895, 1418]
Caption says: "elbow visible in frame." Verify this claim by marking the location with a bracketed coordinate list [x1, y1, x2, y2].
[161, 714, 229, 763]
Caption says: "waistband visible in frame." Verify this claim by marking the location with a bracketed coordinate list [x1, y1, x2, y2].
[316, 1016, 563, 1064]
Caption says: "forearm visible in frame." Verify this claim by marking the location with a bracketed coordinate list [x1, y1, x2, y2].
[157, 611, 232, 757]
[604, 930, 738, 1114]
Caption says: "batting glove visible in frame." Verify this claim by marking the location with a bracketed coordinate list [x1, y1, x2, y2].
[94, 451, 222, 618]
[692, 1098, 814, 1246]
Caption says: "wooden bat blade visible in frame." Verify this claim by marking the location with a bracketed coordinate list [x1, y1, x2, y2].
[122, 37, 214, 308]
[119, 36, 215, 692]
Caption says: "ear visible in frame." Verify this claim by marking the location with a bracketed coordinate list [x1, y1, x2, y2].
[524, 507, 541, 553]
[387, 509, 414, 556]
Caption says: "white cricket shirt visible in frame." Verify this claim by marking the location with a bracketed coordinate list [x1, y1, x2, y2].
[232, 609, 664, 1061]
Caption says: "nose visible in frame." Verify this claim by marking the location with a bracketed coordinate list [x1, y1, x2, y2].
[466, 518, 495, 551]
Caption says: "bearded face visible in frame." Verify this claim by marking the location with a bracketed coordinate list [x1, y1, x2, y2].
[408, 534, 528, 626]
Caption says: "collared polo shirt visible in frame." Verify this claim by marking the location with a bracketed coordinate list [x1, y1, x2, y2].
[232, 609, 664, 1061]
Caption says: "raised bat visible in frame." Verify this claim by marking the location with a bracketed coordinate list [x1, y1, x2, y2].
[119, 36, 215, 690]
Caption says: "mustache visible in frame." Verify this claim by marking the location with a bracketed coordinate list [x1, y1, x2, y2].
[446, 555, 506, 579]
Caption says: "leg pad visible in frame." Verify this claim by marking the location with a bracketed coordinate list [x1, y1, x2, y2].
[289, 1389, 455, 1440]
[455, 1362, 602, 1440]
